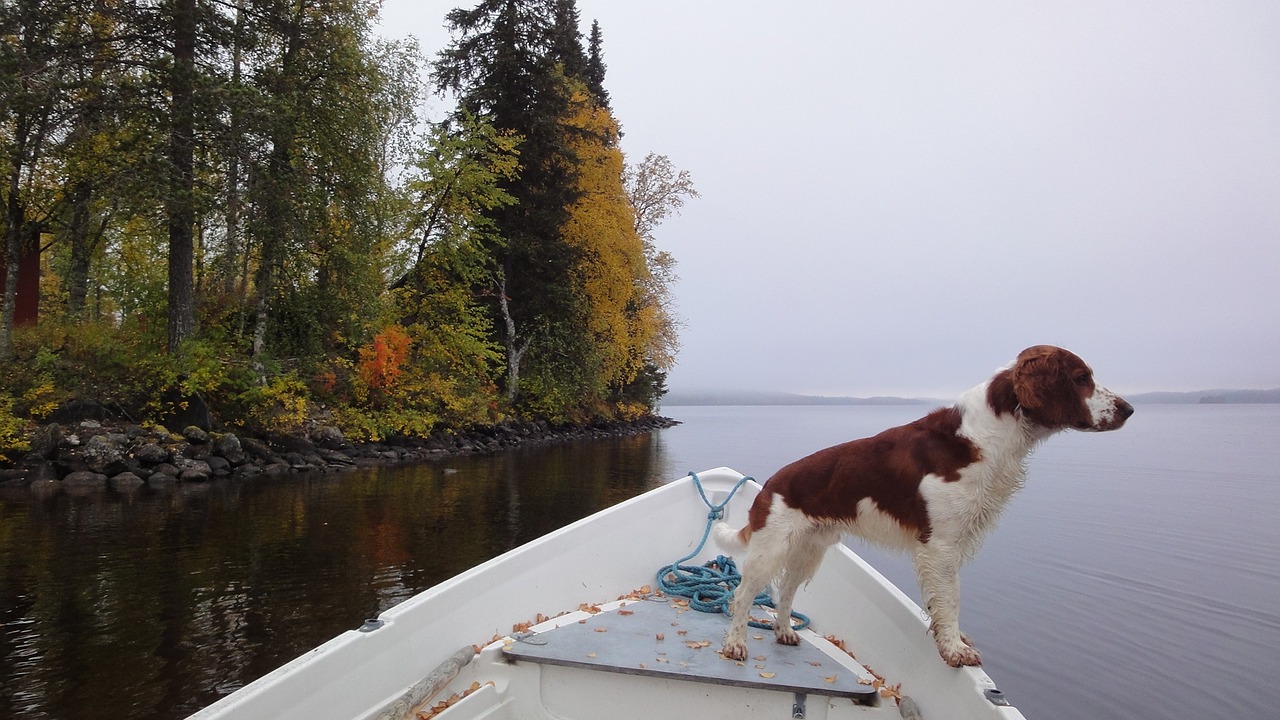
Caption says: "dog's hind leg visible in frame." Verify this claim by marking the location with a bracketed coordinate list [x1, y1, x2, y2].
[770, 535, 829, 646]
[722, 531, 789, 661]
[723, 565, 770, 660]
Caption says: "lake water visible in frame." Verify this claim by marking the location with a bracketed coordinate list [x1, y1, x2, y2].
[1, 403, 1277, 719]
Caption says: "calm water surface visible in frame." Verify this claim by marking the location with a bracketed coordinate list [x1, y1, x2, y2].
[1, 404, 1277, 719]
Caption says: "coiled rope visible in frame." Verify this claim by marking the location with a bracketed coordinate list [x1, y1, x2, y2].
[655, 471, 810, 632]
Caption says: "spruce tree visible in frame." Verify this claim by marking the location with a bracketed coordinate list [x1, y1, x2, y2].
[585, 20, 610, 110]
[432, 0, 588, 409]
[550, 0, 587, 82]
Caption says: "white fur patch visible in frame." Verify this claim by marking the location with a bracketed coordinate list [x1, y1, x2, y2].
[1086, 384, 1126, 430]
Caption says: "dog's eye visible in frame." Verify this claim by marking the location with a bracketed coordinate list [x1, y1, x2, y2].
[1073, 373, 1091, 386]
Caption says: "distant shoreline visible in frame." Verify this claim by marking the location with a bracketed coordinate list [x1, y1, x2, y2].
[662, 388, 1280, 407]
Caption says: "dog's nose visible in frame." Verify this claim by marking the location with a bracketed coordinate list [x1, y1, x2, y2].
[1117, 400, 1134, 419]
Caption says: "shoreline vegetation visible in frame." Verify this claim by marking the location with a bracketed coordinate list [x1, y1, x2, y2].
[1, 2, 699, 475]
[0, 410, 679, 491]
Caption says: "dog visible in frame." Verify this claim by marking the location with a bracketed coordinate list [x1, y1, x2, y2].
[713, 345, 1133, 666]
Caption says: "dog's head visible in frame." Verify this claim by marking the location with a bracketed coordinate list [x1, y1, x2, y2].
[1003, 345, 1133, 431]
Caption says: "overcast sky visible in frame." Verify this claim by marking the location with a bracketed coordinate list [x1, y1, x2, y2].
[378, 1, 1280, 397]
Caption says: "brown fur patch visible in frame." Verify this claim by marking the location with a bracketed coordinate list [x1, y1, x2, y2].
[745, 407, 980, 542]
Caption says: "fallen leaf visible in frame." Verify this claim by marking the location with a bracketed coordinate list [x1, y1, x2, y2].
[879, 682, 904, 700]
[594, 627, 608, 633]
[618, 609, 635, 616]
[586, 652, 597, 658]
[824, 675, 837, 683]
[760, 672, 776, 679]
[753, 655, 768, 661]
[656, 633, 665, 641]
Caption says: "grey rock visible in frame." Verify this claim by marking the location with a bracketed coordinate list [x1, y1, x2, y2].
[151, 462, 180, 477]
[109, 472, 145, 491]
[147, 473, 176, 488]
[82, 434, 124, 474]
[240, 437, 272, 459]
[63, 470, 108, 488]
[310, 425, 345, 449]
[174, 457, 212, 481]
[212, 433, 246, 464]
[132, 442, 171, 465]
[182, 425, 210, 444]
[30, 478, 62, 495]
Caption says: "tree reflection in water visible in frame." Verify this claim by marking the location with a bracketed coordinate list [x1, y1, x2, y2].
[0, 431, 668, 720]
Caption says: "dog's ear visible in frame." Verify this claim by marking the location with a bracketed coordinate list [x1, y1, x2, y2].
[1010, 345, 1063, 413]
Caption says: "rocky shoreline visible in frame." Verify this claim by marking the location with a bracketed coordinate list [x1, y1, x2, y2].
[0, 415, 680, 492]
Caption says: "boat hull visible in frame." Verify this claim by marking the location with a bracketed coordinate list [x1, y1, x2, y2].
[188, 468, 1025, 720]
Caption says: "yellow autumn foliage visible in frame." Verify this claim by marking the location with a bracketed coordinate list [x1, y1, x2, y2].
[560, 85, 657, 391]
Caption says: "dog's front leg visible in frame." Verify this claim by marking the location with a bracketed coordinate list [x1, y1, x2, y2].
[913, 543, 981, 667]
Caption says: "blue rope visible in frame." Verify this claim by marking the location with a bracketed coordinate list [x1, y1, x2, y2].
[656, 472, 810, 632]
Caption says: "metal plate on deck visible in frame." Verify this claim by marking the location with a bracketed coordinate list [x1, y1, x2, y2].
[502, 598, 878, 703]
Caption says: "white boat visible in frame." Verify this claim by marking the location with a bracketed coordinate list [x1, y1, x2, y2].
[188, 468, 1027, 720]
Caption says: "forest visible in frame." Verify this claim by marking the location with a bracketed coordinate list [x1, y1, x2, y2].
[0, 0, 697, 459]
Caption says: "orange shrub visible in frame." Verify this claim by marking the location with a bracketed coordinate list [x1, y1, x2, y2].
[358, 325, 413, 392]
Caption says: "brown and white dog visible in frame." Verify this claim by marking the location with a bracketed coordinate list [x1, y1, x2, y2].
[713, 345, 1133, 667]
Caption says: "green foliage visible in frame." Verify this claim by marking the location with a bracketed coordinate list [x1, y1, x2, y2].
[0, 1, 687, 455]
[0, 394, 32, 462]
[235, 374, 310, 436]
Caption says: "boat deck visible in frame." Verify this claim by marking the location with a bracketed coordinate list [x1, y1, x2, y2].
[502, 596, 880, 707]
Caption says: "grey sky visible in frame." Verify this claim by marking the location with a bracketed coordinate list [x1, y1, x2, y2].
[379, 1, 1280, 397]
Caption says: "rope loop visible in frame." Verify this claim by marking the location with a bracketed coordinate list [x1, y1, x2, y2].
[655, 472, 810, 632]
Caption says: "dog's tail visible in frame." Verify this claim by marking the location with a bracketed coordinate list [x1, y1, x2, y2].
[712, 521, 752, 554]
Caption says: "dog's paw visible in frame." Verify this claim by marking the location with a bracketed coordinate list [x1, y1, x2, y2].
[936, 638, 982, 667]
[774, 622, 800, 646]
[721, 639, 749, 661]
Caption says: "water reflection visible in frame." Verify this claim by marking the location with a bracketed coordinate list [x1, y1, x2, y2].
[0, 432, 665, 720]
